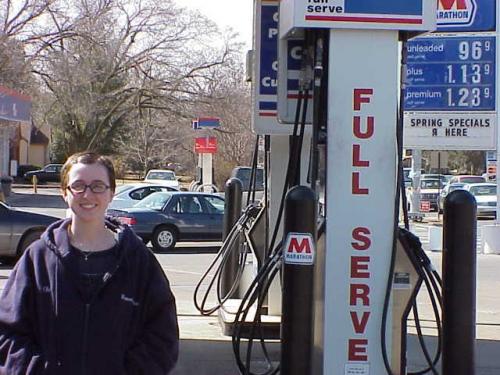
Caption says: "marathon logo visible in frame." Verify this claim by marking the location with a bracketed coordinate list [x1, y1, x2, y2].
[283, 232, 315, 265]
[437, 0, 476, 27]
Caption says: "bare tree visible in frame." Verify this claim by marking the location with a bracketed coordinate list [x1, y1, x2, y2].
[30, 0, 242, 160]
[1, 0, 254, 178]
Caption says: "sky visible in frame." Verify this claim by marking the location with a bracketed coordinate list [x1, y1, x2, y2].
[174, 0, 254, 50]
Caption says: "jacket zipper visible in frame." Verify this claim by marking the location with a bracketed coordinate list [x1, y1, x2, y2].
[79, 266, 120, 375]
[81, 303, 90, 375]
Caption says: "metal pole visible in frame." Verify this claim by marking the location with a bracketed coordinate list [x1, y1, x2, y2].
[221, 177, 242, 297]
[281, 185, 316, 375]
[442, 189, 477, 375]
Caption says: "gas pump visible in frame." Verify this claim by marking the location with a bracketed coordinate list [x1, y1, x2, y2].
[275, 1, 438, 373]
[193, 1, 478, 374]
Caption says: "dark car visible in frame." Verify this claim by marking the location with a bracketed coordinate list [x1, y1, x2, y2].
[230, 166, 265, 205]
[230, 166, 264, 191]
[24, 163, 63, 183]
[0, 202, 58, 263]
[107, 191, 225, 251]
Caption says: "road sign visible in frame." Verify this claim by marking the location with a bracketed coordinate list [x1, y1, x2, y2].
[197, 117, 220, 128]
[436, 0, 495, 32]
[194, 137, 217, 154]
[404, 34, 496, 111]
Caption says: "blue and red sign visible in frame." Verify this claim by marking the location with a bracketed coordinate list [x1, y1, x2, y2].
[436, 0, 495, 32]
[192, 117, 220, 129]
[0, 86, 31, 122]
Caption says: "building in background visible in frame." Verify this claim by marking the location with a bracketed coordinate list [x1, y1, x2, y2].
[0, 85, 49, 175]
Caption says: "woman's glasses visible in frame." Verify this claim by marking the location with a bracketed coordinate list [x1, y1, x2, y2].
[66, 181, 110, 194]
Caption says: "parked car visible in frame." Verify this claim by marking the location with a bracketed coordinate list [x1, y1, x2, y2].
[448, 175, 486, 184]
[230, 166, 264, 191]
[107, 191, 225, 251]
[144, 169, 180, 189]
[24, 163, 63, 183]
[17, 164, 41, 179]
[109, 183, 179, 210]
[230, 166, 265, 204]
[463, 183, 497, 219]
[0, 202, 58, 262]
[421, 174, 449, 186]
[438, 182, 466, 213]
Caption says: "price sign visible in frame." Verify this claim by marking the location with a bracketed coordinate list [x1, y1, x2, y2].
[404, 33, 496, 111]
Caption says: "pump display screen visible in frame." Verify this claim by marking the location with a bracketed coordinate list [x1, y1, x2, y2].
[403, 34, 496, 111]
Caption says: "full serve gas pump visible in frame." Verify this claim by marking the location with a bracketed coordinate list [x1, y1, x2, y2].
[277, 1, 437, 373]
[195, 0, 478, 374]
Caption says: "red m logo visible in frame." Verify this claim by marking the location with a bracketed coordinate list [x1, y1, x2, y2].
[438, 0, 467, 10]
[287, 237, 312, 254]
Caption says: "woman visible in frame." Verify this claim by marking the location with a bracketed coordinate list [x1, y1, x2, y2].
[0, 151, 179, 374]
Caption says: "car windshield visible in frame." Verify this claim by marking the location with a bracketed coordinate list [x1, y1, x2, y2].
[146, 171, 175, 181]
[470, 185, 496, 196]
[421, 179, 441, 189]
[134, 192, 172, 210]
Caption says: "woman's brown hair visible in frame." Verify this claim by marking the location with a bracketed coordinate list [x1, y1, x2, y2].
[60, 151, 116, 192]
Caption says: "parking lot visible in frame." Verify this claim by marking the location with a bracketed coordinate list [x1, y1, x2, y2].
[2, 185, 500, 373]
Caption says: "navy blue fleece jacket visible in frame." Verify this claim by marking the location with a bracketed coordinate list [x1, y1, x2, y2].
[0, 219, 179, 374]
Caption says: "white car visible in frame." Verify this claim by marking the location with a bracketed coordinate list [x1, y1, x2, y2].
[144, 169, 180, 189]
[463, 183, 497, 219]
[109, 183, 178, 210]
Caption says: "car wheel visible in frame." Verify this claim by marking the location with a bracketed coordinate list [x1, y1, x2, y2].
[152, 226, 177, 252]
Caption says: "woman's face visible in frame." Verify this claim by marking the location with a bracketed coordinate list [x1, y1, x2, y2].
[62, 162, 114, 224]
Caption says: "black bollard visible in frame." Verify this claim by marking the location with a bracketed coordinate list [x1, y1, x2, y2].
[442, 189, 477, 375]
[281, 185, 316, 375]
[221, 178, 243, 298]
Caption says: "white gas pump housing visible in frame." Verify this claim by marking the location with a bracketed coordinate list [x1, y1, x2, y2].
[278, 1, 436, 374]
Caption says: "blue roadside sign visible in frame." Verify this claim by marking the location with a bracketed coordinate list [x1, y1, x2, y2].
[404, 34, 496, 111]
[197, 117, 220, 128]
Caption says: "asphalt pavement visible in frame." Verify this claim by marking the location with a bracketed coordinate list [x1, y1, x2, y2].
[2, 186, 500, 374]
